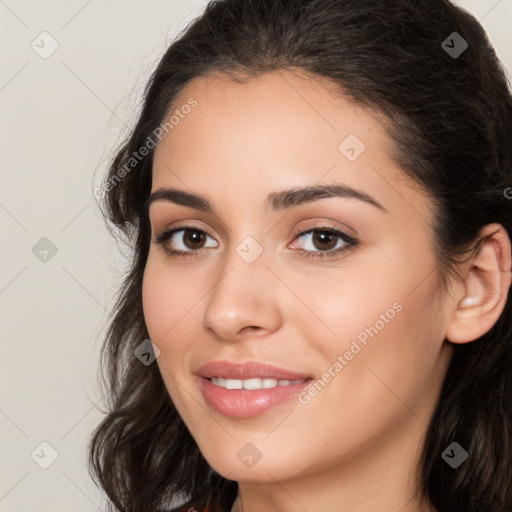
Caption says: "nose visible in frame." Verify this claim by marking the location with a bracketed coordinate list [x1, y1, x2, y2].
[201, 251, 283, 342]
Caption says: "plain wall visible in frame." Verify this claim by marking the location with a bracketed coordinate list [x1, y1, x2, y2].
[1, 0, 511, 510]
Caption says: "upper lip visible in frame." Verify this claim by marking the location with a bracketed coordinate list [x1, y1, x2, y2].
[196, 360, 312, 380]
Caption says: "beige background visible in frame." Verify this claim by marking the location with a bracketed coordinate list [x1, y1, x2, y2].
[1, 1, 511, 510]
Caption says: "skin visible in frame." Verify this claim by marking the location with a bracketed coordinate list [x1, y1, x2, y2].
[142, 69, 511, 512]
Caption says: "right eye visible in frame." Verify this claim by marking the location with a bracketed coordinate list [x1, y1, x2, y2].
[153, 226, 218, 257]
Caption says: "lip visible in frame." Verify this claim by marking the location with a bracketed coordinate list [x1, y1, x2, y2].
[195, 360, 314, 418]
[196, 360, 312, 380]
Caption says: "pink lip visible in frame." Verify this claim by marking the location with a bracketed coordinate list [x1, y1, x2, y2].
[196, 360, 312, 380]
[198, 377, 312, 418]
[195, 360, 314, 418]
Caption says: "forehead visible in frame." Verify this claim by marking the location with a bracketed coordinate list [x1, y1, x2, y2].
[155, 69, 373, 162]
[151, 69, 432, 221]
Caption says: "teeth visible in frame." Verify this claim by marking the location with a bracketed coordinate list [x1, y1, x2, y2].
[210, 377, 306, 390]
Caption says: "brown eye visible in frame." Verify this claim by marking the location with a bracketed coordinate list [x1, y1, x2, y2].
[290, 226, 358, 260]
[182, 229, 207, 249]
[295, 228, 350, 253]
[154, 226, 218, 256]
[310, 230, 338, 251]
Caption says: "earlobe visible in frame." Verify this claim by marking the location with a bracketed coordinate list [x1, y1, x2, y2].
[446, 223, 512, 344]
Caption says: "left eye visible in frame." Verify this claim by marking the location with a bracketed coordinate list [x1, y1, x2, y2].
[292, 228, 350, 252]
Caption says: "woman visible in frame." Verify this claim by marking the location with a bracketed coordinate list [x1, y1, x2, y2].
[88, 0, 512, 511]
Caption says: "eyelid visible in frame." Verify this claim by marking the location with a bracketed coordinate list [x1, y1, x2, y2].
[153, 220, 355, 244]
[288, 220, 356, 242]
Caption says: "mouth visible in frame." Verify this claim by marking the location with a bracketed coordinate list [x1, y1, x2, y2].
[195, 360, 314, 418]
[208, 376, 309, 390]
[196, 359, 313, 381]
[198, 376, 314, 418]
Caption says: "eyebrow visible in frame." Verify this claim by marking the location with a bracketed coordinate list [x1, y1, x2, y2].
[145, 183, 387, 214]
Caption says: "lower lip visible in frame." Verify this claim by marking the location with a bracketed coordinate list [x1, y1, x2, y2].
[199, 377, 313, 418]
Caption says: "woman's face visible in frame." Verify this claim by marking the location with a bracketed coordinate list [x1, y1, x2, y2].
[143, 70, 454, 486]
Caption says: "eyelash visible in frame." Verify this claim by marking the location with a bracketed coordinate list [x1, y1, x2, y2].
[153, 223, 358, 260]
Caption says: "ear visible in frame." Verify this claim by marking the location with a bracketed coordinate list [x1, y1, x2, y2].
[445, 223, 512, 344]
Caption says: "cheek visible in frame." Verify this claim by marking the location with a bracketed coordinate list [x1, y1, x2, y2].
[142, 255, 200, 346]
[142, 257, 202, 417]
[288, 247, 405, 349]
[142, 260, 170, 342]
[298, 239, 444, 397]
[287, 276, 443, 464]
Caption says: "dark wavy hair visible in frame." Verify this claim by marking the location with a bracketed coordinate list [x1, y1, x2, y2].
[87, 0, 512, 511]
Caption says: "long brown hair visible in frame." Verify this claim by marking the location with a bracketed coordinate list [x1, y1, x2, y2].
[88, 1, 512, 510]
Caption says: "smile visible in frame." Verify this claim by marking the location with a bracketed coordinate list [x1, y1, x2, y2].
[209, 377, 307, 390]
